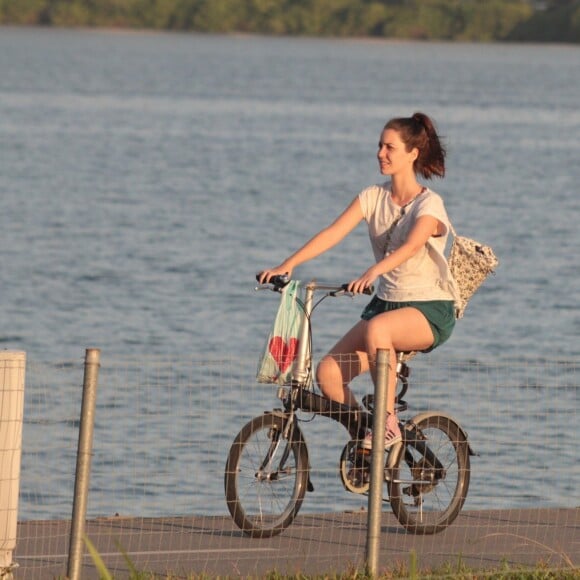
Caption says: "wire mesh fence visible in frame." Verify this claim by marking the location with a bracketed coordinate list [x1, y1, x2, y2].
[10, 354, 580, 577]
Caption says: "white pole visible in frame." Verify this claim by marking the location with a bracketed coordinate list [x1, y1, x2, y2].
[0, 351, 26, 579]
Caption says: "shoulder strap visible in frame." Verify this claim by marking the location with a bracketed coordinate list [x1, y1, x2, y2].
[448, 221, 457, 238]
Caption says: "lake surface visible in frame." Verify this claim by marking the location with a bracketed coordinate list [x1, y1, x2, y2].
[0, 27, 578, 520]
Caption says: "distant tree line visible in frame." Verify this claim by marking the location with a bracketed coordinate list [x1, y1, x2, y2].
[1, 0, 579, 42]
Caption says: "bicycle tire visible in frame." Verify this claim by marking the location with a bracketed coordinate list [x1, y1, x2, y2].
[388, 414, 470, 534]
[224, 412, 309, 538]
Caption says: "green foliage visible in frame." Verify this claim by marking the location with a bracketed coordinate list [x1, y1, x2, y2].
[49, 3, 92, 27]
[0, 0, 577, 43]
[507, 0, 580, 42]
[0, 0, 46, 25]
[459, 0, 534, 41]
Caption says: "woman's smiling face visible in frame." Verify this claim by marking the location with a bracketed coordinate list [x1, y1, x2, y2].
[377, 128, 418, 176]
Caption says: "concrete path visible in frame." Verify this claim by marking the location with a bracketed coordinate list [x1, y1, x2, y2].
[13, 507, 579, 578]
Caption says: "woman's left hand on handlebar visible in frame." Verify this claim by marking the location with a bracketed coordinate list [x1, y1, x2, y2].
[347, 269, 377, 294]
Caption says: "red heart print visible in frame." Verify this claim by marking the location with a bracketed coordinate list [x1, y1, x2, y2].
[268, 337, 299, 373]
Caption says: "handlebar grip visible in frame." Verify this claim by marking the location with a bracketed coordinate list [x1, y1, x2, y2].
[341, 284, 374, 296]
[256, 273, 290, 289]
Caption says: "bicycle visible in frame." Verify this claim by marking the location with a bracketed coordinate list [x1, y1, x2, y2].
[224, 275, 475, 538]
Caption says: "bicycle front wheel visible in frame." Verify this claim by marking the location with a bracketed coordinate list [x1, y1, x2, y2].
[224, 413, 309, 538]
[388, 414, 470, 534]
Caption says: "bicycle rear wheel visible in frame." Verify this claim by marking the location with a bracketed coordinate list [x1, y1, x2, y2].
[388, 414, 470, 534]
[224, 413, 309, 538]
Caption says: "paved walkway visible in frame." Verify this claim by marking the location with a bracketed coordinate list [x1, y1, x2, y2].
[13, 507, 579, 578]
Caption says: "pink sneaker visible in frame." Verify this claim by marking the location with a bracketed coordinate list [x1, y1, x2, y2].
[361, 413, 402, 450]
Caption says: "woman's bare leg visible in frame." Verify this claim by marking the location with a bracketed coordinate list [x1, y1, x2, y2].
[364, 307, 434, 413]
[317, 307, 434, 414]
[316, 320, 370, 407]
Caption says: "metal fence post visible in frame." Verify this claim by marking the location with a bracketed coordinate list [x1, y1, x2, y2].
[67, 348, 101, 580]
[0, 351, 26, 580]
[365, 348, 389, 577]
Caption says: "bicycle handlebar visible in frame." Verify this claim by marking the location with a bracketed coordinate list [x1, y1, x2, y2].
[255, 274, 373, 296]
[255, 274, 291, 290]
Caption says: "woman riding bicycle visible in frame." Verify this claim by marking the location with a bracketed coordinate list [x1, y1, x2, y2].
[258, 112, 458, 450]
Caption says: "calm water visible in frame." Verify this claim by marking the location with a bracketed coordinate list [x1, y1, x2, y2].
[1, 27, 579, 520]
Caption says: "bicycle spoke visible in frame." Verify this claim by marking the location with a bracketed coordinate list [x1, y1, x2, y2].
[389, 415, 470, 534]
[225, 414, 308, 537]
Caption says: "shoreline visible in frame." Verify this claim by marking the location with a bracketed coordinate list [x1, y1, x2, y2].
[1, 23, 578, 46]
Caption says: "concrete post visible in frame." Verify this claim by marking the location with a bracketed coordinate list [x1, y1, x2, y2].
[0, 351, 26, 579]
[365, 348, 389, 577]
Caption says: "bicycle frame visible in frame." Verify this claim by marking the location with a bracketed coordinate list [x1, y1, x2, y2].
[273, 278, 475, 458]
[291, 280, 332, 385]
[273, 280, 373, 440]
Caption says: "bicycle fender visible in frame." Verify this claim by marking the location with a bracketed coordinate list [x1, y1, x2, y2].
[392, 410, 477, 464]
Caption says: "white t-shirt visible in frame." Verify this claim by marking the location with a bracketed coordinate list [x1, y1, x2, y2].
[358, 182, 457, 302]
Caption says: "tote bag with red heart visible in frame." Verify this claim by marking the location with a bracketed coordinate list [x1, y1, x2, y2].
[257, 280, 308, 385]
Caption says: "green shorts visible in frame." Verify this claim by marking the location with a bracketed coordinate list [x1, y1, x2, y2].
[361, 296, 456, 352]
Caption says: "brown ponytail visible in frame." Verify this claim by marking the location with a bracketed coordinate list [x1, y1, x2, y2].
[385, 112, 446, 179]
